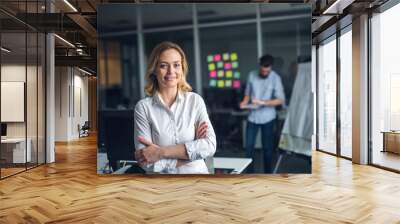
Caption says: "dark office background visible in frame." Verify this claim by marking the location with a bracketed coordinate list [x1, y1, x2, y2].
[97, 3, 311, 173]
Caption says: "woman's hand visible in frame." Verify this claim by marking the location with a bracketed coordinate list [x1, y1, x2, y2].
[195, 121, 208, 140]
[136, 137, 163, 166]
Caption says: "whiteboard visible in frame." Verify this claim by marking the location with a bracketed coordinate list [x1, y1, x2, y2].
[1, 82, 25, 122]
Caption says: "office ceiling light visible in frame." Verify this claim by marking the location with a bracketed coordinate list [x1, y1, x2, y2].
[54, 34, 75, 48]
[1, 47, 11, 53]
[78, 67, 93, 76]
[63, 0, 78, 12]
[323, 0, 354, 15]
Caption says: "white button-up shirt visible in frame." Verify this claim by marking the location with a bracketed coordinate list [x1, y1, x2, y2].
[134, 91, 217, 174]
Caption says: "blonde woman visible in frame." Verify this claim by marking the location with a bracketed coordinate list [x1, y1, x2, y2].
[134, 41, 216, 174]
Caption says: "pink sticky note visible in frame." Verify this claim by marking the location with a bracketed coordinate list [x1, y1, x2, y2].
[209, 71, 217, 78]
[214, 54, 221, 61]
[233, 80, 241, 89]
[224, 63, 232, 70]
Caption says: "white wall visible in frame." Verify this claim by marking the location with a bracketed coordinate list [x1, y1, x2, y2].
[55, 67, 89, 141]
[55, 66, 69, 141]
[1, 65, 34, 138]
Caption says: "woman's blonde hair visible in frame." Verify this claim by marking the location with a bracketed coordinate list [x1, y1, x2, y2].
[144, 41, 192, 96]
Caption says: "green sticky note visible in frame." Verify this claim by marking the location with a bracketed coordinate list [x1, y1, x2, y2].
[231, 52, 238, 61]
[217, 80, 224, 88]
[226, 70, 233, 78]
[208, 63, 216, 71]
[225, 80, 232, 87]
[209, 79, 216, 87]
[223, 53, 229, 61]
[234, 71, 240, 79]
[207, 55, 213, 62]
[217, 61, 223, 68]
[218, 70, 224, 78]
[232, 61, 238, 69]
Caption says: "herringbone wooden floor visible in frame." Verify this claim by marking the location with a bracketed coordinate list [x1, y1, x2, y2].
[1, 135, 400, 224]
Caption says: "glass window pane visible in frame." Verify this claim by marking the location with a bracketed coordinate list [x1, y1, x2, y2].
[339, 27, 352, 158]
[98, 35, 139, 109]
[371, 3, 400, 171]
[98, 7, 140, 166]
[262, 14, 310, 102]
[317, 36, 337, 154]
[199, 23, 257, 157]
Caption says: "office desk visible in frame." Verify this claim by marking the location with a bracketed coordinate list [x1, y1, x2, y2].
[213, 157, 252, 174]
[1, 138, 31, 163]
[112, 157, 252, 174]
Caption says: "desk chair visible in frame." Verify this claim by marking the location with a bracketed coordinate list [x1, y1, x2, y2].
[100, 110, 144, 173]
[78, 121, 90, 138]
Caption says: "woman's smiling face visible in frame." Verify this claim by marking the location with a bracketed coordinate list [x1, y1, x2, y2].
[155, 49, 183, 90]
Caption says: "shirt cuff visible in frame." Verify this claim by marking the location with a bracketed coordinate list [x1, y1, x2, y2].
[153, 159, 178, 173]
[184, 142, 199, 161]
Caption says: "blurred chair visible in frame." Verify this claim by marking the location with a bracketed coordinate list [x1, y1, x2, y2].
[78, 121, 90, 138]
[100, 109, 138, 172]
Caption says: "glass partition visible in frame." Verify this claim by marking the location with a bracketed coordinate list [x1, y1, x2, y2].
[1, 31, 28, 177]
[262, 16, 310, 103]
[0, 1, 46, 178]
[199, 23, 258, 156]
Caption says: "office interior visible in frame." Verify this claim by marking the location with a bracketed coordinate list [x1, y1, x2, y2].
[314, 0, 400, 172]
[97, 3, 312, 174]
[0, 0, 399, 178]
[0, 0, 399, 222]
[0, 0, 97, 179]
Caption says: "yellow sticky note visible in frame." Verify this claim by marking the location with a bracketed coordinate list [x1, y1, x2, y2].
[223, 53, 229, 61]
[231, 53, 238, 61]
[225, 80, 232, 87]
[208, 63, 216, 71]
[226, 70, 233, 78]
[217, 80, 224, 88]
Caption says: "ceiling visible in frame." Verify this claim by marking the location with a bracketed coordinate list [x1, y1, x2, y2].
[0, 0, 390, 75]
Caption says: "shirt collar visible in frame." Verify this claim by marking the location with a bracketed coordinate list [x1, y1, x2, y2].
[152, 90, 183, 106]
[176, 90, 184, 102]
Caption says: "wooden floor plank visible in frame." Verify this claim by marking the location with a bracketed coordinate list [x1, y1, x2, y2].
[0, 135, 400, 223]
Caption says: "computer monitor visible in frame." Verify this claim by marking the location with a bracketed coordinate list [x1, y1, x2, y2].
[1, 123, 7, 137]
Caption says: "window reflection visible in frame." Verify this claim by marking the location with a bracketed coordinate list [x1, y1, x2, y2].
[317, 36, 337, 154]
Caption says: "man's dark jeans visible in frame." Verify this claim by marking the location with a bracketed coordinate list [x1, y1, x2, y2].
[245, 120, 276, 173]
